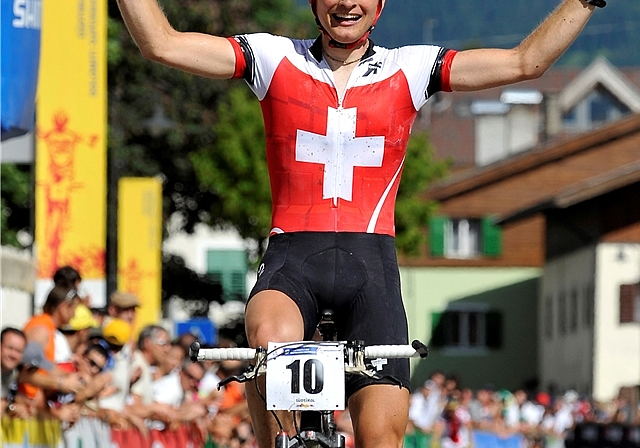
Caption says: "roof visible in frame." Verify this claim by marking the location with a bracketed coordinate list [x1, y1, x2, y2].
[496, 159, 640, 225]
[426, 112, 640, 202]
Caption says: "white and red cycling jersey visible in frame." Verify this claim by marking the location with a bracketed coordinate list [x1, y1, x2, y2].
[228, 34, 456, 236]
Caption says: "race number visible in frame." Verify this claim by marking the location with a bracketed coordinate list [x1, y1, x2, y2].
[266, 342, 345, 411]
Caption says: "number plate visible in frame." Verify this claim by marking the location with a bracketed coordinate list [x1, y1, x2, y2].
[266, 342, 345, 411]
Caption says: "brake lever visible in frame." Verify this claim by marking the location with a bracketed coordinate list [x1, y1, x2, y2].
[217, 365, 257, 390]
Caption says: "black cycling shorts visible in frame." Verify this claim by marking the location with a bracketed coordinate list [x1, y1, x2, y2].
[248, 232, 410, 396]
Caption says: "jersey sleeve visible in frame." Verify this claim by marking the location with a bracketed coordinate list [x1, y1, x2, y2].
[391, 45, 457, 111]
[227, 33, 294, 101]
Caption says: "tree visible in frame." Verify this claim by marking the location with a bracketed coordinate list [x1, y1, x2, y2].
[395, 131, 450, 256]
[0, 164, 31, 247]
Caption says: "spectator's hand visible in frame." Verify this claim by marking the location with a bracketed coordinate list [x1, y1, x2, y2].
[127, 414, 149, 437]
[151, 402, 179, 423]
[100, 408, 129, 430]
[52, 403, 81, 424]
[129, 366, 142, 386]
[59, 373, 84, 393]
[7, 401, 34, 419]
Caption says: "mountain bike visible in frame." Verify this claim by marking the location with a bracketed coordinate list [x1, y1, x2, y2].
[189, 310, 429, 448]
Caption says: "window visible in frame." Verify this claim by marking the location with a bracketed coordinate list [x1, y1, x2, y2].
[431, 308, 502, 350]
[583, 283, 594, 328]
[558, 291, 567, 336]
[207, 249, 248, 301]
[563, 89, 630, 132]
[445, 219, 481, 258]
[619, 283, 640, 324]
[569, 288, 578, 333]
[429, 216, 502, 259]
[545, 295, 554, 339]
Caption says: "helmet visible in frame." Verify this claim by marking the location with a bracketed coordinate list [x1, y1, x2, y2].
[308, 0, 383, 49]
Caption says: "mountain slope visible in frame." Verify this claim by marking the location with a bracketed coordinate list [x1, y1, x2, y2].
[295, 1, 640, 67]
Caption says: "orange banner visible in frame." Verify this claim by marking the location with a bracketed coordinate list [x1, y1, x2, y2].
[34, 0, 107, 305]
[118, 178, 163, 333]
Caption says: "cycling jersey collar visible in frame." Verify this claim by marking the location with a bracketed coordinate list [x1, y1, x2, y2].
[310, 35, 376, 64]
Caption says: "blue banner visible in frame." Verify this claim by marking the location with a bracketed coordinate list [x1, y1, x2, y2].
[1, 0, 42, 140]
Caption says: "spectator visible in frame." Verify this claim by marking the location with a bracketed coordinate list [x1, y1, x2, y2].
[469, 384, 498, 432]
[440, 398, 472, 448]
[107, 291, 140, 326]
[21, 286, 84, 404]
[97, 318, 133, 428]
[56, 304, 99, 363]
[53, 265, 92, 308]
[407, 380, 441, 448]
[126, 325, 176, 430]
[1, 327, 33, 418]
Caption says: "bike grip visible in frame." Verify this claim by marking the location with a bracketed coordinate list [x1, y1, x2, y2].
[195, 347, 257, 361]
[411, 340, 429, 358]
[189, 341, 201, 362]
[365, 344, 423, 359]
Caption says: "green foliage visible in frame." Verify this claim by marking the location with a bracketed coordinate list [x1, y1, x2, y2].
[395, 132, 450, 257]
[107, 0, 313, 236]
[190, 86, 272, 246]
[0, 164, 31, 247]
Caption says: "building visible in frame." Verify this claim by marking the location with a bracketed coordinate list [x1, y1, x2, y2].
[402, 59, 640, 399]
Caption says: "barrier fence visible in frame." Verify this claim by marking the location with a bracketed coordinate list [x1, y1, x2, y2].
[1, 417, 204, 448]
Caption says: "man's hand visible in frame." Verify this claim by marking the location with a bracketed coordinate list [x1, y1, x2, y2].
[59, 373, 85, 393]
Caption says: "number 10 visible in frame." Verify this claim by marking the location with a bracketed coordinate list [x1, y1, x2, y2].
[286, 359, 324, 394]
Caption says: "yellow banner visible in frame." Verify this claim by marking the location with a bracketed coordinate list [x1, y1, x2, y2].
[118, 178, 163, 333]
[35, 0, 107, 281]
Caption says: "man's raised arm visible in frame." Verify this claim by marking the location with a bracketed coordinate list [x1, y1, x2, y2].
[449, 0, 603, 92]
[115, 0, 237, 79]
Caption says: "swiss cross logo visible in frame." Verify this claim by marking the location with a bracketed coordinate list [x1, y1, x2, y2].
[295, 107, 385, 205]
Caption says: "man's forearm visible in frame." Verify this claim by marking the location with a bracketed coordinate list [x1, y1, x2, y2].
[517, 0, 596, 75]
[115, 0, 174, 58]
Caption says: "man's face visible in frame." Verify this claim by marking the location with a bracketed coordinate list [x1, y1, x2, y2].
[180, 362, 205, 393]
[80, 350, 107, 376]
[1, 332, 26, 372]
[147, 330, 171, 364]
[59, 298, 80, 325]
[313, 0, 384, 46]
[112, 306, 137, 324]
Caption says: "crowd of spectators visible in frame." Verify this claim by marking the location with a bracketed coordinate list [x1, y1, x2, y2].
[2, 265, 638, 448]
[0, 265, 256, 448]
[406, 371, 639, 448]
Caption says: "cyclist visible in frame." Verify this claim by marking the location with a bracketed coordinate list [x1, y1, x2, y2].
[114, 0, 605, 447]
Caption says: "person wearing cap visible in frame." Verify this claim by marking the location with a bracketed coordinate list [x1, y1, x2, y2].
[107, 291, 140, 326]
[97, 318, 136, 429]
[57, 304, 100, 363]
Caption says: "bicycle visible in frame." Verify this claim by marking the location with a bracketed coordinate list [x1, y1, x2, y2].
[189, 310, 429, 448]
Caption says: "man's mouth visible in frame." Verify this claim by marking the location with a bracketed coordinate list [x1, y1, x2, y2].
[332, 13, 362, 23]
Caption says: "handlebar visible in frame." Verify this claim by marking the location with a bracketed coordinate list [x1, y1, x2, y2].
[189, 340, 428, 362]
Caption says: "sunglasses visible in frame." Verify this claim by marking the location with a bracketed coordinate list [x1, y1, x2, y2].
[85, 357, 105, 373]
[151, 339, 169, 346]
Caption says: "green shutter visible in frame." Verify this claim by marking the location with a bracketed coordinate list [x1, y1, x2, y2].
[485, 311, 503, 349]
[482, 216, 502, 257]
[430, 312, 445, 347]
[207, 250, 248, 301]
[429, 216, 447, 257]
